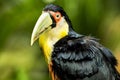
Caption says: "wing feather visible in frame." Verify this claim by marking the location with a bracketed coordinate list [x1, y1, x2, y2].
[51, 36, 120, 80]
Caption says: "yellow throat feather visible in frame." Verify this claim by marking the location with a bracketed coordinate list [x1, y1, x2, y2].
[39, 19, 69, 63]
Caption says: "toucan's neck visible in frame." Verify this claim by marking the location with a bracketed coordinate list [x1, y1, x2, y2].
[67, 21, 83, 38]
[38, 15, 82, 63]
[68, 28, 83, 38]
[64, 14, 83, 37]
[39, 18, 69, 63]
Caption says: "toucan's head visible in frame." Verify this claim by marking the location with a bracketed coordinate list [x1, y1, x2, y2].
[31, 4, 72, 46]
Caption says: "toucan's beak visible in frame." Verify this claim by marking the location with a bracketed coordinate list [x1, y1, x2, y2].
[31, 12, 52, 46]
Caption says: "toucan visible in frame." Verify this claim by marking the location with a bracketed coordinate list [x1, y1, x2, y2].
[31, 4, 120, 80]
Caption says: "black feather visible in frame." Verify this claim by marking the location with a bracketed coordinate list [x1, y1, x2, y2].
[51, 33, 120, 80]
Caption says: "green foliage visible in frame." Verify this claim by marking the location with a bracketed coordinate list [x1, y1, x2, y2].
[0, 0, 120, 80]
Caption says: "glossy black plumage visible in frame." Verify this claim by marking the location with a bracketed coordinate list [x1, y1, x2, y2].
[43, 4, 120, 80]
[51, 33, 120, 80]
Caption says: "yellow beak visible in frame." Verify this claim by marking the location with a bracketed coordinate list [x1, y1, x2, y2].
[31, 12, 52, 46]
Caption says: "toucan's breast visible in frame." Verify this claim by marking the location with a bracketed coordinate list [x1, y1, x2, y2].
[50, 34, 120, 80]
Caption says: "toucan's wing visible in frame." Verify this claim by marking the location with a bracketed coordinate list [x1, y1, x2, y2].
[51, 35, 120, 80]
[99, 46, 120, 79]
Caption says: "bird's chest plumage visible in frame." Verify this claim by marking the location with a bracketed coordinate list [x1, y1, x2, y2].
[50, 36, 118, 80]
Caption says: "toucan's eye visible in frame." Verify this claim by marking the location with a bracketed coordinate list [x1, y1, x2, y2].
[56, 14, 60, 18]
[55, 12, 61, 19]
[49, 11, 62, 22]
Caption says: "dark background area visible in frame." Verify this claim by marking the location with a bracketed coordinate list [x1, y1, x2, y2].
[0, 0, 120, 80]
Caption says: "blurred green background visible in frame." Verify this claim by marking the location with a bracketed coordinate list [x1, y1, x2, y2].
[0, 0, 120, 80]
